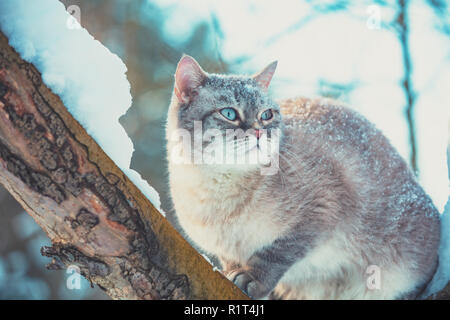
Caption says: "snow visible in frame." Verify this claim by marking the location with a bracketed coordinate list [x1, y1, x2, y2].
[0, 0, 162, 213]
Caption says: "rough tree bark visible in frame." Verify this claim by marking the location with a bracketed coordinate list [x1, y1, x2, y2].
[0, 30, 448, 300]
[0, 31, 247, 300]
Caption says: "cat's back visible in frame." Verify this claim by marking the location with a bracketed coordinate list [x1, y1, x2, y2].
[278, 96, 439, 219]
[280, 96, 384, 153]
[279, 96, 411, 182]
[278, 96, 440, 291]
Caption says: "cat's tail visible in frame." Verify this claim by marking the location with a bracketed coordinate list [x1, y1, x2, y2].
[420, 120, 450, 298]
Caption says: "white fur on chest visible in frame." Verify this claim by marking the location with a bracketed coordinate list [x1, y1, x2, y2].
[179, 209, 278, 262]
[169, 164, 282, 263]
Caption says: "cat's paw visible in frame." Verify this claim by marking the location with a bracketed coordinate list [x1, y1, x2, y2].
[228, 269, 271, 299]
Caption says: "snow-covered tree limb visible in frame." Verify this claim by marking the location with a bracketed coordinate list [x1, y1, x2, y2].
[0, 31, 247, 300]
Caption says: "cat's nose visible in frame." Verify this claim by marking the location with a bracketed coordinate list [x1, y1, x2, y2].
[254, 129, 262, 139]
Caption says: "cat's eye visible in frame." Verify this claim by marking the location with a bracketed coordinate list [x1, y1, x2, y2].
[220, 108, 238, 121]
[261, 109, 273, 121]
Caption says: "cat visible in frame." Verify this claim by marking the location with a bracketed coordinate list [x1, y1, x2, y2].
[166, 55, 440, 299]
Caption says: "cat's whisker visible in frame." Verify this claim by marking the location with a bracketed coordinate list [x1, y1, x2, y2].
[277, 152, 304, 187]
[276, 165, 287, 191]
[281, 149, 303, 166]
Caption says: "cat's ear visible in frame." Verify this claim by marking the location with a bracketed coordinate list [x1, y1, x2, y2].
[174, 55, 206, 103]
[253, 61, 277, 89]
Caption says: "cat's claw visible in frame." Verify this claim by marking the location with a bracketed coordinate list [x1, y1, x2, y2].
[229, 269, 271, 299]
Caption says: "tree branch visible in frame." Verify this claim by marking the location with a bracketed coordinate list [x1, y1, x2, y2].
[0, 31, 247, 300]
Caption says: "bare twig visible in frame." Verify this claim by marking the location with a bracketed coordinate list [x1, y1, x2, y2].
[396, 0, 418, 174]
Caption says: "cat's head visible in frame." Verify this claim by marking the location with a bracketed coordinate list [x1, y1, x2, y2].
[167, 55, 282, 174]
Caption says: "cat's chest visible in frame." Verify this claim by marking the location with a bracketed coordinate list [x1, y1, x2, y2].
[170, 167, 282, 262]
[179, 209, 278, 263]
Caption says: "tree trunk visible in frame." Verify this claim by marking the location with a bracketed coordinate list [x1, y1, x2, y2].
[0, 30, 448, 300]
[0, 31, 247, 300]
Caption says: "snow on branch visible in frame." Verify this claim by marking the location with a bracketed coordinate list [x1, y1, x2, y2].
[0, 0, 161, 211]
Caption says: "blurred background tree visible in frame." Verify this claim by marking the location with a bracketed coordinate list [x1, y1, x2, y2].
[0, 0, 448, 299]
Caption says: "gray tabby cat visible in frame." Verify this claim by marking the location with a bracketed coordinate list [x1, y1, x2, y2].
[166, 55, 440, 299]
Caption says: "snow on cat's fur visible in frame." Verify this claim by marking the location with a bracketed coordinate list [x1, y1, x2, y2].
[167, 55, 441, 299]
